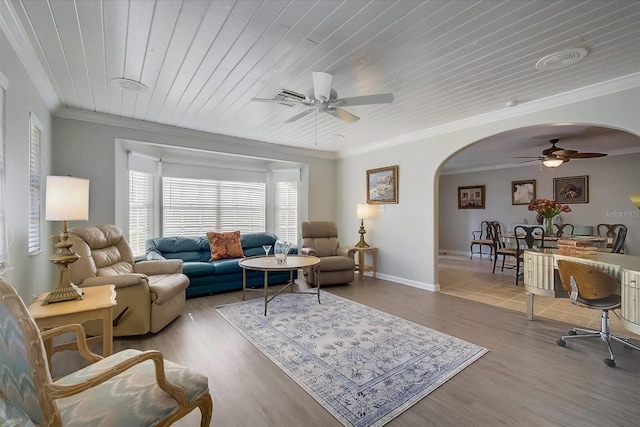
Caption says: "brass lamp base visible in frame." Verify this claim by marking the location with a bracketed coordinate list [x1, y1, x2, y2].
[355, 219, 369, 248]
[42, 221, 84, 305]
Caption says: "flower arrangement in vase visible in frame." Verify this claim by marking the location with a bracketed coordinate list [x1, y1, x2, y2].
[527, 199, 571, 236]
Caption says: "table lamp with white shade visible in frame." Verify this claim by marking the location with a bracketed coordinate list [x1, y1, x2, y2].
[42, 176, 90, 305]
[355, 203, 370, 248]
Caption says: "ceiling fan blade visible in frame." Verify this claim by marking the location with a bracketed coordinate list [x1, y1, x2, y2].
[512, 156, 543, 159]
[334, 93, 394, 107]
[515, 159, 540, 164]
[284, 109, 314, 123]
[328, 107, 359, 123]
[312, 71, 332, 101]
[569, 152, 608, 158]
[552, 149, 578, 157]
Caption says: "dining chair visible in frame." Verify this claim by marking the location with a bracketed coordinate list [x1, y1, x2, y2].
[597, 224, 627, 254]
[491, 222, 519, 277]
[513, 225, 545, 286]
[554, 223, 574, 237]
[470, 220, 496, 260]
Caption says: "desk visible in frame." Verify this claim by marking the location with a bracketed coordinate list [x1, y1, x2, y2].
[523, 250, 640, 335]
[240, 255, 321, 315]
[352, 246, 378, 280]
[29, 285, 116, 364]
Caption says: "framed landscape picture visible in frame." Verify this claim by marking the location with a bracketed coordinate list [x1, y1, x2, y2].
[366, 165, 398, 204]
[511, 179, 536, 205]
[458, 185, 485, 209]
[553, 175, 589, 204]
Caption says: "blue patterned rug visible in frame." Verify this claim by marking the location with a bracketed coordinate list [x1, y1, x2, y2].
[216, 291, 488, 427]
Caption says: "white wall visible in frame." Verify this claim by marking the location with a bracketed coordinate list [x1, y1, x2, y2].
[439, 153, 640, 256]
[0, 30, 54, 301]
[337, 87, 640, 291]
[51, 115, 337, 242]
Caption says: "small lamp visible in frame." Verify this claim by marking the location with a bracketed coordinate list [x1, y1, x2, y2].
[355, 203, 370, 248]
[42, 176, 90, 305]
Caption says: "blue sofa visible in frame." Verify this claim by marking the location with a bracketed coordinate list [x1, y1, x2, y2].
[145, 233, 296, 298]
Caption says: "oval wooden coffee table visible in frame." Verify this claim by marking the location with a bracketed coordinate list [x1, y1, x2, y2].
[239, 255, 321, 315]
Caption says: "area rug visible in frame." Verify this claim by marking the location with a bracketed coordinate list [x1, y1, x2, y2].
[216, 291, 488, 427]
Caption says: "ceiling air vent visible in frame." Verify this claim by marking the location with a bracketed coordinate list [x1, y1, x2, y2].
[535, 48, 588, 71]
[271, 89, 305, 106]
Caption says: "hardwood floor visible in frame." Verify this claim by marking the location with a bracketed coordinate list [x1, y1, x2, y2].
[51, 261, 640, 426]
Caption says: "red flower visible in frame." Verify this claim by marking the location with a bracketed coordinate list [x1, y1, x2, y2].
[527, 199, 571, 218]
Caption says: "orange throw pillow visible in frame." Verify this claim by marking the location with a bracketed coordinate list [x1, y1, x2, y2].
[207, 231, 244, 261]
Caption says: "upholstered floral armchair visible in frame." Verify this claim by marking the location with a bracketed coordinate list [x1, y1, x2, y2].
[0, 277, 213, 426]
[64, 224, 190, 336]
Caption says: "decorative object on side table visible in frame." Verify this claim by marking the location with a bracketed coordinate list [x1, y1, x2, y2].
[355, 203, 370, 248]
[527, 198, 571, 236]
[43, 176, 90, 305]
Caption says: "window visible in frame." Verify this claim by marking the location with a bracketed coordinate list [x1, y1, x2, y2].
[275, 181, 298, 243]
[28, 114, 42, 255]
[0, 73, 8, 272]
[163, 177, 265, 236]
[129, 170, 154, 257]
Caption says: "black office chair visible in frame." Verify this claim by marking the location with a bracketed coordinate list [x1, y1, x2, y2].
[513, 226, 544, 286]
[597, 224, 627, 253]
[470, 220, 496, 260]
[555, 260, 640, 367]
[554, 223, 574, 237]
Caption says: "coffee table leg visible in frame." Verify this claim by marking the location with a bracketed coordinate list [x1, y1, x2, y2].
[263, 270, 269, 316]
[242, 269, 247, 301]
[289, 270, 294, 292]
[314, 264, 321, 304]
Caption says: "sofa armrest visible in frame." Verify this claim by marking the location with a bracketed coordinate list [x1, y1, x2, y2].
[82, 274, 148, 289]
[145, 248, 166, 261]
[300, 247, 318, 257]
[337, 246, 355, 258]
[134, 259, 184, 275]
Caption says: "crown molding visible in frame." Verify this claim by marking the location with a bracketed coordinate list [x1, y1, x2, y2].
[0, 0, 60, 110]
[338, 72, 640, 159]
[54, 107, 337, 161]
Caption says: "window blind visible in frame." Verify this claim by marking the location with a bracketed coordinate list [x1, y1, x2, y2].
[0, 74, 8, 272]
[129, 170, 154, 257]
[275, 181, 298, 243]
[163, 177, 265, 236]
[28, 115, 42, 255]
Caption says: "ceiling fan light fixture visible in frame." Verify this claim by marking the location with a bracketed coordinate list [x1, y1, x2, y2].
[542, 157, 564, 168]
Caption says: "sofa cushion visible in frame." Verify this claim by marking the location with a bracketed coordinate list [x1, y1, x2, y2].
[211, 258, 243, 275]
[182, 261, 216, 278]
[207, 231, 244, 261]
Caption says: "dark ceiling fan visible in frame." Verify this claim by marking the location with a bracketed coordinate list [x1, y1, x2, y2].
[251, 71, 394, 123]
[514, 138, 607, 168]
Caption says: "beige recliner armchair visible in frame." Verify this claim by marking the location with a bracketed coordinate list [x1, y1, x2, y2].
[300, 221, 356, 286]
[65, 225, 189, 336]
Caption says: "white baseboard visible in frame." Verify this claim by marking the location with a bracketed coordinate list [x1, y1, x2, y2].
[373, 272, 439, 292]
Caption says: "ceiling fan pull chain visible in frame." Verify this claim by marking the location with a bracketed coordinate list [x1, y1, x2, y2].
[314, 109, 317, 146]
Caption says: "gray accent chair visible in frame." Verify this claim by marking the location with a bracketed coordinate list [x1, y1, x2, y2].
[300, 221, 356, 286]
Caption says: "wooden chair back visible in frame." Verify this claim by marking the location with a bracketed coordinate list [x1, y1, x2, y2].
[557, 260, 619, 300]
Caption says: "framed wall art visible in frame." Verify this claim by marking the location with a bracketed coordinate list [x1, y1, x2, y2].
[553, 175, 589, 204]
[511, 179, 536, 205]
[366, 165, 398, 204]
[458, 185, 485, 209]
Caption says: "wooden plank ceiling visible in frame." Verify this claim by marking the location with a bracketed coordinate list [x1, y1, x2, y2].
[8, 0, 640, 158]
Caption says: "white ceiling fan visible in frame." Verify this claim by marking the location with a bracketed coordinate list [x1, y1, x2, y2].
[251, 71, 394, 123]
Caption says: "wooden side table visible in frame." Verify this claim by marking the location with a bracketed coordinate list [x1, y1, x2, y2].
[352, 246, 378, 280]
[29, 285, 117, 364]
